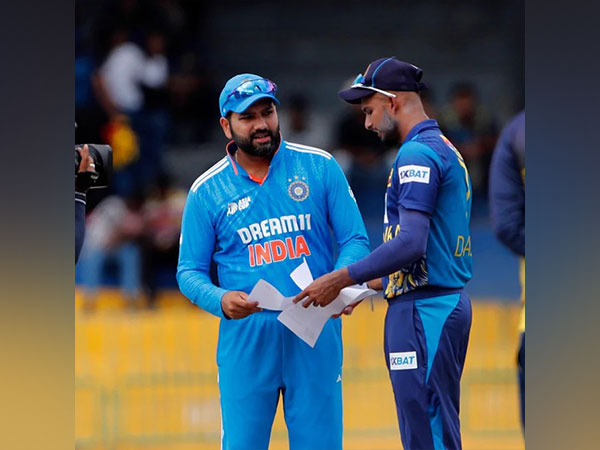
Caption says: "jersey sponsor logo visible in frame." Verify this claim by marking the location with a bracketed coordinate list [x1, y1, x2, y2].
[237, 214, 312, 244]
[398, 165, 430, 184]
[288, 179, 309, 201]
[389, 351, 418, 370]
[237, 213, 313, 267]
[227, 196, 251, 216]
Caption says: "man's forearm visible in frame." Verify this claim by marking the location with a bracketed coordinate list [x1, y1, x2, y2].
[347, 208, 430, 284]
[176, 268, 228, 318]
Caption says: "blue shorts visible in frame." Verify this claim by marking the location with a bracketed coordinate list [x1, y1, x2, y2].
[384, 288, 472, 450]
[217, 310, 343, 450]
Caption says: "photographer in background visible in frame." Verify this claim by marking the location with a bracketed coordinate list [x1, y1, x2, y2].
[75, 136, 113, 264]
[75, 144, 98, 263]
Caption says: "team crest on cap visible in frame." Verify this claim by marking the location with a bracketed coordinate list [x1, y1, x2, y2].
[288, 177, 309, 202]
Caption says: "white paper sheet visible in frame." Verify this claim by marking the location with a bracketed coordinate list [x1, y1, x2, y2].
[278, 259, 377, 347]
[245, 260, 376, 347]
[277, 300, 345, 347]
[290, 258, 314, 289]
[247, 279, 294, 311]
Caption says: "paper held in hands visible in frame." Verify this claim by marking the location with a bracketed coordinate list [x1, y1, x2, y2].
[247, 279, 294, 311]
[248, 259, 376, 348]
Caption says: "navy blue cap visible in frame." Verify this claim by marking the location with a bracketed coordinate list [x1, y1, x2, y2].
[219, 73, 280, 117]
[338, 57, 426, 103]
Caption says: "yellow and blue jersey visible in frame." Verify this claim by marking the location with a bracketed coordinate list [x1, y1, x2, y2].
[177, 139, 371, 317]
[383, 119, 473, 299]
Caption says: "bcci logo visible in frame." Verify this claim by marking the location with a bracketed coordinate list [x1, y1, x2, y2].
[288, 178, 309, 202]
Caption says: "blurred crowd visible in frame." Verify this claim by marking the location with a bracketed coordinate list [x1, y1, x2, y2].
[76, 0, 219, 198]
[75, 0, 514, 311]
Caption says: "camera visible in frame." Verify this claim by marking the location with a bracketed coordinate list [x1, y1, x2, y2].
[75, 144, 113, 189]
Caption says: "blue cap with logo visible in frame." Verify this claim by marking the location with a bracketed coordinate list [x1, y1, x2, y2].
[219, 73, 280, 117]
[338, 57, 426, 104]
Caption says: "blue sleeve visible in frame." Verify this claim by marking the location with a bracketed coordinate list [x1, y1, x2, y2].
[395, 141, 442, 214]
[324, 156, 371, 269]
[489, 118, 525, 256]
[347, 206, 430, 283]
[75, 192, 86, 263]
[176, 188, 228, 318]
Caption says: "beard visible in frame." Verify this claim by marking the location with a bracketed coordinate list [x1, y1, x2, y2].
[378, 111, 401, 148]
[232, 124, 281, 158]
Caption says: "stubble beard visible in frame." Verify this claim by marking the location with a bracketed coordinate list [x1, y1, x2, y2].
[379, 111, 401, 148]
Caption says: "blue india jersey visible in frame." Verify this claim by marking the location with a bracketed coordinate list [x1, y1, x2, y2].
[383, 119, 472, 299]
[177, 140, 371, 317]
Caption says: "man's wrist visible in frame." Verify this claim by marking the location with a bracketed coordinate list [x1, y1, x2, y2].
[334, 267, 355, 289]
[220, 292, 231, 320]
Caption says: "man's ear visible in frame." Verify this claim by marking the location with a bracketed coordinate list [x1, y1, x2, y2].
[388, 95, 399, 114]
[220, 116, 233, 140]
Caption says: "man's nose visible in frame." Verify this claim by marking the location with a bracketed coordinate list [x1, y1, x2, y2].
[254, 116, 268, 130]
[364, 116, 372, 130]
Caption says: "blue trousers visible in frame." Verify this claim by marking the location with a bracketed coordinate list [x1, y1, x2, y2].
[384, 288, 472, 450]
[217, 311, 343, 450]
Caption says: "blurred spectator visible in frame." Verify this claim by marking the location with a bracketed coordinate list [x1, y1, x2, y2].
[77, 192, 146, 312]
[278, 93, 331, 149]
[439, 82, 498, 212]
[92, 25, 170, 196]
[141, 173, 186, 308]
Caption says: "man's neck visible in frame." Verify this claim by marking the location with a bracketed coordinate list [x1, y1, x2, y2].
[399, 112, 430, 142]
[235, 148, 273, 180]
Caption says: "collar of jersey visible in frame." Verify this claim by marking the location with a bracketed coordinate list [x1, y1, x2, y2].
[225, 135, 284, 185]
[404, 119, 440, 143]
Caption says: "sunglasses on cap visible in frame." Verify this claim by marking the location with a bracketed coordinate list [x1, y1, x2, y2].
[225, 78, 278, 102]
[350, 73, 397, 98]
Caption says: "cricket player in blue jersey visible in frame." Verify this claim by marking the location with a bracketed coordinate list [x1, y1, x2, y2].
[296, 57, 473, 450]
[177, 73, 370, 450]
[489, 110, 525, 430]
